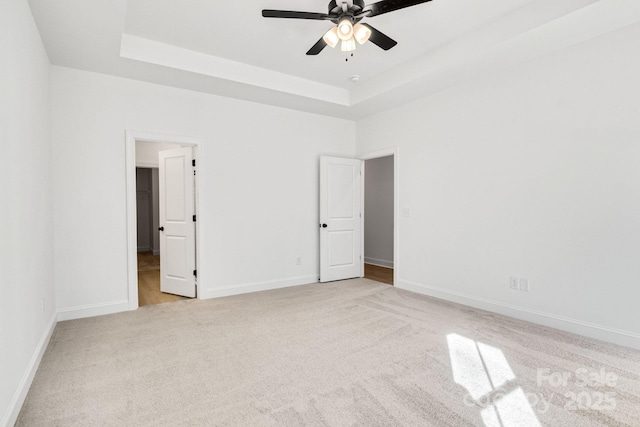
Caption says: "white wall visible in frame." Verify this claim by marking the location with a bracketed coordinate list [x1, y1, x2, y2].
[0, 1, 56, 425]
[51, 66, 356, 317]
[364, 156, 394, 267]
[357, 23, 640, 348]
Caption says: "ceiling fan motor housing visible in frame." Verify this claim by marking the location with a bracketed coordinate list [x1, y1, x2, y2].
[328, 0, 366, 21]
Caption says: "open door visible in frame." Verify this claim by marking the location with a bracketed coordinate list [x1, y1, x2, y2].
[319, 156, 363, 283]
[158, 147, 196, 297]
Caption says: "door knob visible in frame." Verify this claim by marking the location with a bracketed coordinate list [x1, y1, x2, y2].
[320, 224, 328, 228]
[158, 226, 164, 231]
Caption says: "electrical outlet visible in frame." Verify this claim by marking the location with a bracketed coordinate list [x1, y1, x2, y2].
[296, 257, 302, 265]
[519, 278, 530, 292]
[510, 277, 519, 290]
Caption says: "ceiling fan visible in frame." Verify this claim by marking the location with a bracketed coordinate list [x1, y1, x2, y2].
[262, 0, 434, 55]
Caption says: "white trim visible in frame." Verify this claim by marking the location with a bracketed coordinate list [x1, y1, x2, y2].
[359, 147, 399, 286]
[125, 132, 138, 310]
[120, 34, 350, 107]
[360, 161, 365, 278]
[125, 130, 204, 312]
[1, 313, 57, 427]
[364, 258, 394, 268]
[57, 300, 130, 321]
[203, 275, 318, 299]
[396, 279, 640, 350]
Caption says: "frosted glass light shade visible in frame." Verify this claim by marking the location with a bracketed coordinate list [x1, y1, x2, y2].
[353, 23, 372, 45]
[323, 27, 339, 48]
[337, 19, 353, 41]
[341, 37, 356, 52]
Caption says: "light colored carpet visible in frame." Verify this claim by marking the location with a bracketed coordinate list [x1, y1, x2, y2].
[16, 279, 640, 426]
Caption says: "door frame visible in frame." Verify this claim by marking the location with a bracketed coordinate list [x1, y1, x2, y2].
[359, 147, 399, 285]
[125, 130, 203, 310]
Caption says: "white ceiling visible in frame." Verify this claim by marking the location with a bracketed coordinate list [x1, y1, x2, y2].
[27, 0, 640, 119]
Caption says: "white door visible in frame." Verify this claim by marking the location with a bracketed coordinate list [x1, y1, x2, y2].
[320, 156, 363, 283]
[159, 147, 196, 297]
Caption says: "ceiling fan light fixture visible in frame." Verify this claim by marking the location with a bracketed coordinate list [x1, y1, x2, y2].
[341, 37, 356, 52]
[263, 0, 414, 56]
[353, 23, 372, 44]
[337, 19, 353, 41]
[323, 27, 340, 48]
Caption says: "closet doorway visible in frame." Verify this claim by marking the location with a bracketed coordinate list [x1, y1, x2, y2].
[363, 155, 394, 285]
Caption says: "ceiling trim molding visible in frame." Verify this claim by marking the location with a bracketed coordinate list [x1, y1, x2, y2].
[120, 34, 351, 106]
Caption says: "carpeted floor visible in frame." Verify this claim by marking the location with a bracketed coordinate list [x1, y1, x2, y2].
[16, 279, 640, 426]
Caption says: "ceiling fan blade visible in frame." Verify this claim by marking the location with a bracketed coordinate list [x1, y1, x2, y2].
[364, 0, 433, 17]
[306, 38, 328, 55]
[262, 10, 332, 20]
[360, 24, 397, 50]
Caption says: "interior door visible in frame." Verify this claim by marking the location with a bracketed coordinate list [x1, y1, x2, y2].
[159, 147, 196, 297]
[320, 156, 363, 283]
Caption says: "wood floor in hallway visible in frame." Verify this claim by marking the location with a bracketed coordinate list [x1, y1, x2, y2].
[137, 251, 188, 307]
[364, 263, 393, 285]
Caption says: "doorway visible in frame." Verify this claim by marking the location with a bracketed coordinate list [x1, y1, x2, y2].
[363, 155, 394, 285]
[318, 149, 399, 286]
[135, 167, 188, 306]
[125, 131, 202, 310]
[360, 148, 399, 286]
[363, 156, 394, 285]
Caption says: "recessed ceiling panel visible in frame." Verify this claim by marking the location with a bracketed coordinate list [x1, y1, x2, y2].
[123, 0, 535, 88]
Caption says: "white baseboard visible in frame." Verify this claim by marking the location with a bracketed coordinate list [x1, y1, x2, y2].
[204, 275, 318, 299]
[396, 279, 640, 350]
[152, 249, 160, 256]
[137, 246, 152, 253]
[364, 257, 394, 268]
[1, 313, 57, 427]
[57, 300, 129, 321]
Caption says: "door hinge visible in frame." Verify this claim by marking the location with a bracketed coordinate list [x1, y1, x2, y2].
[193, 215, 196, 222]
[193, 269, 197, 278]
[192, 159, 196, 167]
